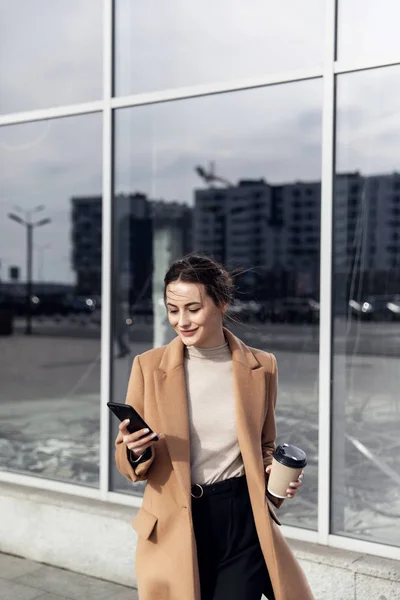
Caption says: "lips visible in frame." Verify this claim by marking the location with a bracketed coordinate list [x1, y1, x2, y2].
[179, 328, 198, 336]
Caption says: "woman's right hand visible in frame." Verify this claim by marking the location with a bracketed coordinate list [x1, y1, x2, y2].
[119, 419, 163, 459]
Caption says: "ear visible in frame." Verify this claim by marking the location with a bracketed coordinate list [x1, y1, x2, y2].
[221, 301, 229, 315]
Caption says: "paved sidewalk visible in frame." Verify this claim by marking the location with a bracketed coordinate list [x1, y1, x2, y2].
[0, 553, 138, 600]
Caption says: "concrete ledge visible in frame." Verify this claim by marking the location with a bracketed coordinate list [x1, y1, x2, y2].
[1, 482, 399, 600]
[0, 482, 138, 588]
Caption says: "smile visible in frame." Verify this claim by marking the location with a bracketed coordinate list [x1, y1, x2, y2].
[179, 329, 199, 336]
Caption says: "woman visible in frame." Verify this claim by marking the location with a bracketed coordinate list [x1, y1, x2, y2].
[115, 255, 314, 600]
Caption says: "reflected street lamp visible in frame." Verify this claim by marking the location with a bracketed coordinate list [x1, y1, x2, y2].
[195, 162, 234, 188]
[7, 205, 51, 334]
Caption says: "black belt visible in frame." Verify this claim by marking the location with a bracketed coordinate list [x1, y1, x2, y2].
[191, 475, 247, 499]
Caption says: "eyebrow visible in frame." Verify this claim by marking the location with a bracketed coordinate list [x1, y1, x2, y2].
[166, 301, 202, 308]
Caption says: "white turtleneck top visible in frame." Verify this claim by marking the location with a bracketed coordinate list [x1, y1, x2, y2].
[184, 341, 245, 485]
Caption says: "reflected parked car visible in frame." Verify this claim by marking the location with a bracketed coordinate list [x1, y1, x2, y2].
[349, 295, 400, 321]
[270, 297, 320, 324]
[130, 299, 154, 324]
[387, 295, 400, 320]
[65, 296, 97, 315]
[227, 300, 267, 323]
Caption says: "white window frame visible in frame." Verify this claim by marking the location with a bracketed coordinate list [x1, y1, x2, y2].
[0, 0, 399, 562]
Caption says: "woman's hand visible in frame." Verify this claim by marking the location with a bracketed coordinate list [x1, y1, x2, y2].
[265, 465, 304, 499]
[119, 419, 163, 459]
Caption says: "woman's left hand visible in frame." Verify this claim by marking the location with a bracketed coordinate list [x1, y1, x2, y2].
[265, 466, 304, 499]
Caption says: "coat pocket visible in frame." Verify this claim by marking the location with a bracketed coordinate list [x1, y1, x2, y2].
[267, 502, 282, 526]
[131, 506, 158, 540]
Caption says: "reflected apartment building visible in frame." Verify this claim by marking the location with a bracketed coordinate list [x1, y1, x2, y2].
[195, 172, 400, 304]
[195, 178, 321, 299]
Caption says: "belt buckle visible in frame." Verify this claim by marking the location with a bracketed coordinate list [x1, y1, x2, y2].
[191, 483, 204, 498]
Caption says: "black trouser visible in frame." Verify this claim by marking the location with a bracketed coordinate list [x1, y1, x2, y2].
[191, 476, 275, 600]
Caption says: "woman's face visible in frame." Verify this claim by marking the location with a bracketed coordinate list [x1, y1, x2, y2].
[166, 280, 226, 348]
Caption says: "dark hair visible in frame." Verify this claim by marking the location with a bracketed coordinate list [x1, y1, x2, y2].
[164, 254, 235, 309]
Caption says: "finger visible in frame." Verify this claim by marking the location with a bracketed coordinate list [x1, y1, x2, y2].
[289, 481, 303, 489]
[265, 465, 272, 474]
[126, 432, 160, 449]
[118, 419, 131, 434]
[128, 436, 158, 453]
[123, 428, 153, 445]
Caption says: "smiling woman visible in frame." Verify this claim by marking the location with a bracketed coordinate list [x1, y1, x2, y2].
[114, 254, 312, 600]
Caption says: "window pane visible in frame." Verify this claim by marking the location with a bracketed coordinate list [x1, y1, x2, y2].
[0, 0, 102, 114]
[338, 0, 400, 62]
[0, 114, 102, 487]
[332, 66, 400, 545]
[114, 0, 324, 96]
[110, 81, 322, 531]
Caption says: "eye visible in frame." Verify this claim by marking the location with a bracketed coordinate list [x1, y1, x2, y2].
[189, 308, 200, 313]
[168, 310, 178, 314]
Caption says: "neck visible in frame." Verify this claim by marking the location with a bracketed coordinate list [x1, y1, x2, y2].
[192, 329, 226, 349]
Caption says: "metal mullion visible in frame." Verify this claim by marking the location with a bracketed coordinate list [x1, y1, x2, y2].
[317, 0, 337, 545]
[110, 67, 324, 110]
[0, 471, 102, 500]
[0, 101, 103, 127]
[335, 55, 400, 76]
[99, 0, 114, 500]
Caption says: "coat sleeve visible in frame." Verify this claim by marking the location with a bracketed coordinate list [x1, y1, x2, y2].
[115, 355, 155, 482]
[262, 353, 284, 509]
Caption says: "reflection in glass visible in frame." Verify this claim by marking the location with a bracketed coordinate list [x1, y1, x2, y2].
[338, 0, 400, 62]
[0, 114, 102, 486]
[110, 82, 322, 531]
[332, 67, 400, 546]
[0, 0, 102, 114]
[114, 0, 324, 96]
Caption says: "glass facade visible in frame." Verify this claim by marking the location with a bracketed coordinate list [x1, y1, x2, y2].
[0, 0, 103, 114]
[332, 66, 400, 547]
[110, 85, 322, 530]
[1, 0, 399, 557]
[114, 0, 324, 96]
[337, 0, 400, 61]
[0, 114, 102, 486]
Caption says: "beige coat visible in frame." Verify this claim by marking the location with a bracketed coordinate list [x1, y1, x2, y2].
[115, 328, 314, 600]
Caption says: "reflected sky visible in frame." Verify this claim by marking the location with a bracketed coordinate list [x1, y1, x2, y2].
[0, 0, 102, 114]
[336, 66, 400, 174]
[115, 80, 323, 203]
[0, 114, 102, 283]
[115, 0, 324, 96]
[338, 0, 400, 61]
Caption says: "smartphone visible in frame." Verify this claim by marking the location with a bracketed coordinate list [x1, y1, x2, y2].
[107, 402, 155, 437]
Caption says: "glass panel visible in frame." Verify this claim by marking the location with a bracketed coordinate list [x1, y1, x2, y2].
[0, 0, 102, 114]
[0, 114, 102, 487]
[114, 0, 324, 96]
[332, 66, 400, 545]
[110, 81, 322, 531]
[338, 0, 400, 62]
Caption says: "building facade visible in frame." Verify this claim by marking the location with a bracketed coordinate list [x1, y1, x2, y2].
[1, 1, 400, 597]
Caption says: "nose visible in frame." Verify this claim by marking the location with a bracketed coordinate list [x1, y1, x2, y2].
[178, 311, 190, 328]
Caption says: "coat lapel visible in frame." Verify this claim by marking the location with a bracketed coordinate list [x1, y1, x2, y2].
[224, 329, 267, 500]
[154, 336, 191, 506]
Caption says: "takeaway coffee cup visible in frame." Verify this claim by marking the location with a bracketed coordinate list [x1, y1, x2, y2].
[267, 444, 307, 498]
